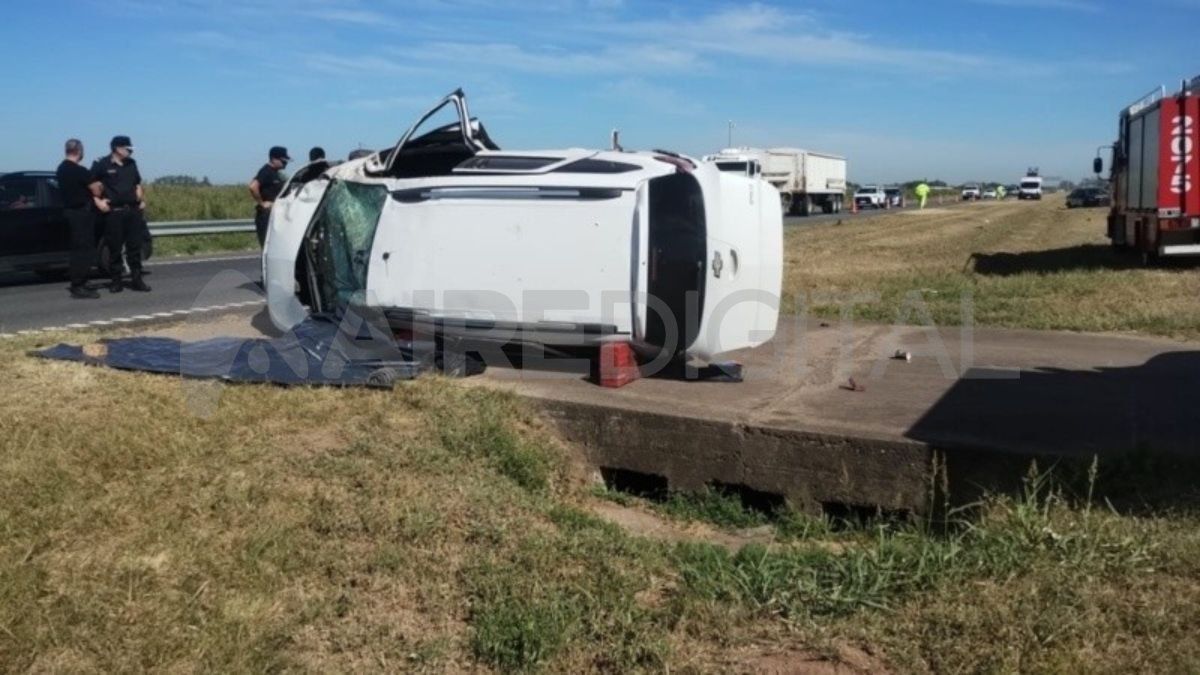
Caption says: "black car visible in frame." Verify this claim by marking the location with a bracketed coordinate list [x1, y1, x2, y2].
[0, 171, 151, 277]
[1065, 187, 1111, 209]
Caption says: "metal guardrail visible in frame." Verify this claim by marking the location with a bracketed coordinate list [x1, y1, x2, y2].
[147, 219, 255, 237]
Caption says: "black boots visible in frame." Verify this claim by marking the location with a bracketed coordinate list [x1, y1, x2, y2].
[108, 274, 150, 293]
[127, 274, 151, 292]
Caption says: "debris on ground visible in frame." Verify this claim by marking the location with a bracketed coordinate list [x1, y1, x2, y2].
[32, 314, 484, 388]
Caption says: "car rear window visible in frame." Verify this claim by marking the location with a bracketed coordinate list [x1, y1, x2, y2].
[555, 158, 640, 174]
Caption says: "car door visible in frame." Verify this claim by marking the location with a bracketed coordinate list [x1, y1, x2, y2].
[265, 173, 331, 330]
[0, 176, 56, 262]
[37, 176, 70, 257]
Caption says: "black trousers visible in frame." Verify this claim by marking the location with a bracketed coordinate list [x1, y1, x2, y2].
[104, 208, 143, 279]
[64, 207, 95, 288]
[254, 206, 271, 247]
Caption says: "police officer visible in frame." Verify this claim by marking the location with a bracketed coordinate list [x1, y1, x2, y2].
[306, 146, 333, 175]
[91, 135, 150, 293]
[249, 146, 289, 247]
[56, 139, 102, 299]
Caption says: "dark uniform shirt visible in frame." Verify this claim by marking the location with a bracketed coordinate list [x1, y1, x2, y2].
[254, 164, 285, 204]
[91, 156, 142, 207]
[56, 160, 94, 209]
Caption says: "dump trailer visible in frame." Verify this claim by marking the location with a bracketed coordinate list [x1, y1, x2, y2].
[1099, 75, 1200, 261]
[705, 147, 846, 216]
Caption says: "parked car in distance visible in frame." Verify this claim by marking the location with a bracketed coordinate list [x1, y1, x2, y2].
[854, 185, 887, 209]
[0, 171, 151, 277]
[883, 187, 905, 208]
[961, 184, 981, 201]
[982, 189, 998, 200]
[1066, 187, 1111, 208]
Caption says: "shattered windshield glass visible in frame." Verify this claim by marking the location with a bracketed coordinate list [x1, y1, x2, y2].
[307, 180, 387, 312]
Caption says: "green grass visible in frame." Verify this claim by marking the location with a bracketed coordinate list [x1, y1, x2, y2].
[2, 332, 1200, 672]
[141, 185, 260, 257]
[784, 197, 1200, 339]
[143, 185, 253, 221]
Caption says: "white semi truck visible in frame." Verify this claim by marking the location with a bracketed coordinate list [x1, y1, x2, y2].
[705, 147, 847, 216]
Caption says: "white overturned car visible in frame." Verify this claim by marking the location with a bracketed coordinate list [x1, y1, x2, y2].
[264, 91, 782, 362]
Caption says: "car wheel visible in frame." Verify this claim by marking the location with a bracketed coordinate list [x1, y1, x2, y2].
[779, 192, 793, 214]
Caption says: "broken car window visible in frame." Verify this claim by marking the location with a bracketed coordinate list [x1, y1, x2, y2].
[306, 180, 388, 312]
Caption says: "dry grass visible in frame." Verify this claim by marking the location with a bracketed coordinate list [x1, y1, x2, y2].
[2, 331, 1200, 672]
[784, 197, 1200, 339]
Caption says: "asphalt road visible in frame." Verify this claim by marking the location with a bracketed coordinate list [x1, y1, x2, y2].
[0, 200, 964, 336]
[0, 253, 263, 336]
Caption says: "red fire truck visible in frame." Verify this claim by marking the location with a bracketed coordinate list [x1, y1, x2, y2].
[1098, 75, 1200, 262]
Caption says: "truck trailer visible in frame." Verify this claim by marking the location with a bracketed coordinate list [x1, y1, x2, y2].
[1098, 75, 1200, 262]
[705, 147, 847, 216]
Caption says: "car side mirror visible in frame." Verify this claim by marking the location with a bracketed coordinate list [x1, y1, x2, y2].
[1093, 157, 1103, 175]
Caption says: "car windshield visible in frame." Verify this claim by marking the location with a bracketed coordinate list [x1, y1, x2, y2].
[858, 186, 878, 193]
[305, 180, 389, 312]
[885, 188, 900, 195]
[1021, 181, 1040, 189]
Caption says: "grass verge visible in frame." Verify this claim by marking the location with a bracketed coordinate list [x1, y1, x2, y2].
[784, 197, 1200, 339]
[144, 185, 252, 222]
[2, 332, 1199, 672]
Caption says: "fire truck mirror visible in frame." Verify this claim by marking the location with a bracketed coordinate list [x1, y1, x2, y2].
[1093, 157, 1103, 175]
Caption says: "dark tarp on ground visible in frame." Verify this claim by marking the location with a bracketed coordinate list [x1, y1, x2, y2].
[31, 314, 481, 388]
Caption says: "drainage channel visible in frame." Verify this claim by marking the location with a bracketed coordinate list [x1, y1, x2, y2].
[537, 399, 1047, 517]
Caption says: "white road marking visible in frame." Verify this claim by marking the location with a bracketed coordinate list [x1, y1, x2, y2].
[0, 299, 265, 341]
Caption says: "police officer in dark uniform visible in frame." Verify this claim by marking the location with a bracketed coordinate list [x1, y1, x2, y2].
[249, 146, 289, 247]
[56, 139, 102, 299]
[90, 135, 150, 292]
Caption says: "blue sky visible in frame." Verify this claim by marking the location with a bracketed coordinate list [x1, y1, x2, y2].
[2, 0, 1197, 184]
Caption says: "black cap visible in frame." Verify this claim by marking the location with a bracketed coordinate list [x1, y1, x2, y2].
[110, 135, 133, 150]
[269, 146, 291, 161]
[309, 146, 326, 162]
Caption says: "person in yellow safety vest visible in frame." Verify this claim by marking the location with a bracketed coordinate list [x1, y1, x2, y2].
[996, 185, 1007, 200]
[915, 182, 931, 209]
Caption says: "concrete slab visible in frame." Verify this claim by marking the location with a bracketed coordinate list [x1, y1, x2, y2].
[474, 318, 1200, 459]
[140, 308, 1200, 512]
[469, 319, 1200, 511]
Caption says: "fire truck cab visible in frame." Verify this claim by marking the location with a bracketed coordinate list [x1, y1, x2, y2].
[1099, 75, 1200, 262]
